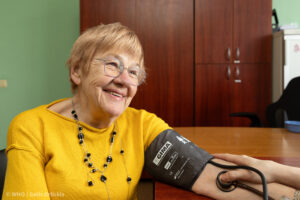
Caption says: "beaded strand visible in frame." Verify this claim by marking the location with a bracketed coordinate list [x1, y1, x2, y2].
[71, 102, 131, 200]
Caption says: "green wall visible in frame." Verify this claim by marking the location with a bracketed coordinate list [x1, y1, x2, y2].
[273, 0, 300, 27]
[0, 0, 79, 148]
[0, 0, 300, 149]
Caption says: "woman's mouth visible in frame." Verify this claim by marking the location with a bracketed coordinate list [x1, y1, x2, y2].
[103, 89, 126, 99]
[109, 91, 123, 98]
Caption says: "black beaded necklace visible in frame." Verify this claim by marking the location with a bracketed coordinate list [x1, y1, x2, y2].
[71, 102, 131, 200]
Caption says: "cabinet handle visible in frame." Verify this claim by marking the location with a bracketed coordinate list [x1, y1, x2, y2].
[235, 66, 240, 78]
[234, 66, 242, 83]
[236, 48, 240, 60]
[227, 66, 231, 80]
[227, 48, 231, 60]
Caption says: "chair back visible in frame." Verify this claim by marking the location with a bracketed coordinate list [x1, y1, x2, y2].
[0, 149, 7, 200]
[267, 76, 300, 127]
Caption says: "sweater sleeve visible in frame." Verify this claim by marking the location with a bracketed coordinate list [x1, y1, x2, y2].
[141, 110, 171, 151]
[3, 111, 50, 200]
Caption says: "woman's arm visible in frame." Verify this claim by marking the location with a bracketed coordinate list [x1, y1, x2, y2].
[213, 153, 300, 190]
[191, 158, 296, 200]
[3, 148, 50, 200]
[3, 113, 50, 200]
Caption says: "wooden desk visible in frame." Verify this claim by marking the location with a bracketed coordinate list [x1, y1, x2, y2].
[155, 127, 300, 200]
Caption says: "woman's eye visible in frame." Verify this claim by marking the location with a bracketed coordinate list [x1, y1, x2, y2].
[106, 62, 119, 69]
[128, 69, 139, 76]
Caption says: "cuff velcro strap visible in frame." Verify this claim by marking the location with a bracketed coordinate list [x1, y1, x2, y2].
[144, 129, 213, 190]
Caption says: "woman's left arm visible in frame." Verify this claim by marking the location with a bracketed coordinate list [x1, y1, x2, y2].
[191, 158, 296, 200]
[213, 153, 300, 190]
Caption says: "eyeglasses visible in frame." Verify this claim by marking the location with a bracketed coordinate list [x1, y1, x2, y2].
[95, 58, 145, 86]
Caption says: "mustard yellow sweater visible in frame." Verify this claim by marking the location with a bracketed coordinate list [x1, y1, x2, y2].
[3, 99, 170, 200]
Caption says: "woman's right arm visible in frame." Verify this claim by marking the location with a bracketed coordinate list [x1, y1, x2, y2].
[3, 148, 50, 200]
[213, 153, 300, 190]
[3, 113, 50, 200]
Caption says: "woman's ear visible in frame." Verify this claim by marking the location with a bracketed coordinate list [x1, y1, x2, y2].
[70, 66, 81, 86]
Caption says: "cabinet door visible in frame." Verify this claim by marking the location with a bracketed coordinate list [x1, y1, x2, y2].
[196, 64, 271, 127]
[131, 0, 194, 126]
[230, 64, 271, 126]
[195, 64, 231, 126]
[80, 0, 137, 32]
[195, 0, 233, 64]
[233, 0, 272, 63]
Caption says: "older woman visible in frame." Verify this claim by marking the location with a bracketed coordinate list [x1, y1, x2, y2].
[3, 23, 296, 200]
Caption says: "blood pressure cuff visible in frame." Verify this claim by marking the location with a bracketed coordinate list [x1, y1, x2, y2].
[144, 129, 213, 190]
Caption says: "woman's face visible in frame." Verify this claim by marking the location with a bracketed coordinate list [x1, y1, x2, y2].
[76, 51, 140, 118]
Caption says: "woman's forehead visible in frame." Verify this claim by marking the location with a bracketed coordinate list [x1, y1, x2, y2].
[94, 51, 140, 65]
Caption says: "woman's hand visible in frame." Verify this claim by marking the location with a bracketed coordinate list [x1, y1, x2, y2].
[213, 153, 279, 184]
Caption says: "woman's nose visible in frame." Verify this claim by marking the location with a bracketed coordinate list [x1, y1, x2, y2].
[113, 68, 133, 86]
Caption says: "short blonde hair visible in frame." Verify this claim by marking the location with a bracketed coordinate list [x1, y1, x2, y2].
[66, 22, 145, 93]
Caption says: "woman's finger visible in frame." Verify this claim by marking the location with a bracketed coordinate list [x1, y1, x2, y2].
[220, 170, 242, 182]
[213, 153, 252, 166]
[220, 170, 260, 183]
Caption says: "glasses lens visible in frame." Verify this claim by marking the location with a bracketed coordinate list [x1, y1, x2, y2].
[127, 66, 140, 85]
[104, 61, 121, 77]
[103, 60, 144, 86]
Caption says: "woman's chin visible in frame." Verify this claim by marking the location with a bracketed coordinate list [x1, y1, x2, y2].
[96, 95, 129, 118]
[103, 106, 125, 118]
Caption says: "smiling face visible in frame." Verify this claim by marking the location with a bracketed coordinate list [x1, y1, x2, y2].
[72, 51, 139, 119]
[67, 23, 145, 94]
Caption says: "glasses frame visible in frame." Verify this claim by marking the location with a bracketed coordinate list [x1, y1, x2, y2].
[95, 58, 145, 86]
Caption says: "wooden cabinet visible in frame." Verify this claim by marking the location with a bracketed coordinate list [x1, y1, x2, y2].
[195, 0, 271, 64]
[195, 0, 272, 126]
[234, 0, 272, 63]
[195, 0, 233, 64]
[195, 64, 231, 126]
[134, 0, 194, 127]
[80, 0, 272, 127]
[195, 64, 271, 126]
